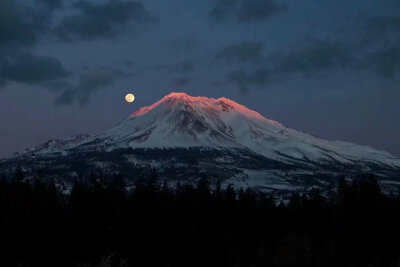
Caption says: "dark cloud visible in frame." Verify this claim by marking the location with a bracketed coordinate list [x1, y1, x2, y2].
[209, 0, 287, 23]
[0, 51, 70, 86]
[359, 16, 400, 78]
[226, 68, 269, 92]
[171, 38, 196, 51]
[0, 0, 145, 104]
[236, 0, 288, 22]
[358, 47, 400, 79]
[223, 15, 400, 91]
[0, 0, 51, 48]
[169, 61, 194, 73]
[0, 0, 67, 88]
[0, 0, 156, 45]
[125, 60, 134, 68]
[269, 16, 400, 79]
[271, 40, 351, 75]
[155, 60, 194, 73]
[0, 1, 68, 89]
[222, 39, 386, 90]
[55, 0, 157, 41]
[55, 68, 123, 106]
[172, 76, 192, 87]
[37, 0, 63, 10]
[365, 16, 400, 35]
[209, 0, 236, 21]
[215, 41, 264, 63]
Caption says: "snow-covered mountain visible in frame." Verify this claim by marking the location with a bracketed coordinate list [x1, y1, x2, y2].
[2, 92, 400, 195]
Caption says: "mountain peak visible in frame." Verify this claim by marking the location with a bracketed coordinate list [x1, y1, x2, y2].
[164, 92, 191, 99]
[116, 92, 288, 149]
[130, 92, 193, 117]
[129, 92, 273, 123]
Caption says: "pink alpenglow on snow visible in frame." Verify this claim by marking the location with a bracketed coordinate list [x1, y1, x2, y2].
[130, 92, 281, 125]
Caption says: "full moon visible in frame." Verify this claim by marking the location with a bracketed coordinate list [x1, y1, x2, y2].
[125, 93, 135, 103]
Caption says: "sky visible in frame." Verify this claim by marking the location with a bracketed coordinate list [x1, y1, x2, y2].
[1, 0, 400, 157]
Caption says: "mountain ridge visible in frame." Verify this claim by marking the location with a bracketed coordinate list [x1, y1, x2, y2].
[2, 92, 400, 195]
[89, 92, 399, 166]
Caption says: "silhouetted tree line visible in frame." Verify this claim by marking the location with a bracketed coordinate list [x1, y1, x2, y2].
[1, 169, 400, 267]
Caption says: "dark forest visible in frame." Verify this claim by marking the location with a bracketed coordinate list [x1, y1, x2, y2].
[1, 169, 400, 267]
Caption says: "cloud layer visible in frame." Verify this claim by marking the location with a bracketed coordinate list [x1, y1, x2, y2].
[215, 41, 264, 64]
[209, 0, 287, 23]
[220, 14, 400, 91]
[55, 0, 157, 41]
[0, 51, 69, 85]
[55, 68, 124, 106]
[1, 0, 400, 105]
[0, 0, 156, 105]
